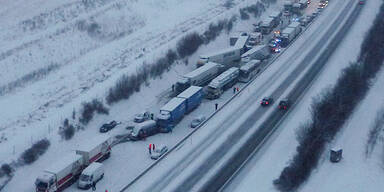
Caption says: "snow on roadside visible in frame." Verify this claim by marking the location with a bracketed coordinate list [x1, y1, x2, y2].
[224, 0, 383, 191]
[1, 0, 283, 192]
[0, 0, 245, 164]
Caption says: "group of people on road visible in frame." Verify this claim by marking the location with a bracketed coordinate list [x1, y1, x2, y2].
[148, 143, 156, 154]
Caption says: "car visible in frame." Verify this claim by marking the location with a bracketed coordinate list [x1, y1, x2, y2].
[278, 99, 290, 110]
[261, 97, 274, 106]
[99, 121, 118, 133]
[190, 116, 206, 128]
[134, 111, 150, 123]
[283, 10, 291, 17]
[150, 145, 168, 160]
[358, 0, 364, 4]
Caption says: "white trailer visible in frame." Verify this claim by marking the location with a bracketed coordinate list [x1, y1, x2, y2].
[75, 135, 112, 166]
[260, 17, 275, 34]
[175, 62, 220, 93]
[281, 27, 296, 43]
[205, 67, 240, 99]
[239, 60, 262, 83]
[241, 45, 270, 63]
[35, 154, 84, 192]
[234, 35, 250, 54]
[197, 46, 242, 67]
[288, 21, 302, 36]
[229, 31, 248, 46]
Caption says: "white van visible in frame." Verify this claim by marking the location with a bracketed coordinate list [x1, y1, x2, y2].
[78, 162, 104, 189]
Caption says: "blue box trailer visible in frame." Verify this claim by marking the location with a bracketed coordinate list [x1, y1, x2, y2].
[177, 86, 204, 113]
[157, 97, 187, 132]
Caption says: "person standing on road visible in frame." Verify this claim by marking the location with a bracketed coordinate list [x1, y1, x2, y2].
[91, 181, 96, 191]
[233, 87, 236, 94]
[215, 103, 218, 110]
[149, 143, 152, 154]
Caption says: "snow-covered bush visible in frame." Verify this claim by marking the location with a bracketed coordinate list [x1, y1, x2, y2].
[1, 164, 13, 177]
[365, 108, 384, 156]
[20, 139, 50, 165]
[177, 33, 204, 58]
[79, 99, 109, 125]
[59, 119, 76, 140]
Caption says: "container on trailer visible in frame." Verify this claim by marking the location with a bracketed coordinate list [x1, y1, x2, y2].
[35, 154, 84, 192]
[241, 45, 270, 63]
[234, 35, 250, 54]
[174, 62, 220, 93]
[197, 46, 242, 67]
[75, 135, 112, 166]
[177, 86, 204, 113]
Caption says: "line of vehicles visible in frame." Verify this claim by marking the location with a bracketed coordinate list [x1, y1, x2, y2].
[35, 135, 112, 192]
[126, 0, 325, 140]
[34, 2, 322, 191]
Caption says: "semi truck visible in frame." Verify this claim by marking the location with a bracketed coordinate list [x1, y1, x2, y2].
[157, 97, 187, 132]
[234, 35, 250, 54]
[174, 62, 220, 94]
[288, 21, 302, 36]
[280, 22, 301, 47]
[177, 86, 204, 113]
[205, 67, 240, 99]
[75, 135, 112, 166]
[158, 86, 204, 132]
[197, 46, 242, 67]
[241, 45, 270, 64]
[260, 17, 276, 35]
[35, 136, 113, 192]
[239, 60, 262, 83]
[230, 32, 248, 46]
[35, 154, 84, 192]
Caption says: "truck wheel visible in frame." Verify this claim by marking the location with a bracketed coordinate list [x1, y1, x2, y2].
[106, 152, 111, 159]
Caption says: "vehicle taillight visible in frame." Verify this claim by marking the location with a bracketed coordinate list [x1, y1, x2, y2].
[284, 106, 287, 109]
[266, 102, 269, 105]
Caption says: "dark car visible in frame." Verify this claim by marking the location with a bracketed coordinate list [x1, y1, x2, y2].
[278, 99, 290, 110]
[261, 97, 274, 106]
[99, 121, 118, 133]
[358, 0, 364, 5]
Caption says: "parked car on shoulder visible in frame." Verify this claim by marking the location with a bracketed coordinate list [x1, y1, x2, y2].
[99, 121, 118, 133]
[190, 116, 206, 128]
[134, 111, 150, 123]
[151, 145, 168, 160]
[261, 97, 274, 106]
[278, 99, 290, 110]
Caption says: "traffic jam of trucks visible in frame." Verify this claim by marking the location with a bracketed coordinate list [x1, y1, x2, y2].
[34, 1, 323, 190]
[35, 135, 112, 192]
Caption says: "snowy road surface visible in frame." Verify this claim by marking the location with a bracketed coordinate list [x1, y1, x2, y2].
[125, 0, 358, 191]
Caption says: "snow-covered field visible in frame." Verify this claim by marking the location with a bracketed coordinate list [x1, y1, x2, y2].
[222, 0, 384, 191]
[0, 0, 254, 163]
[0, 0, 285, 191]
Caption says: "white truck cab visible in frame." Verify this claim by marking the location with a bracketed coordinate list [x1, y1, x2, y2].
[78, 162, 104, 189]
